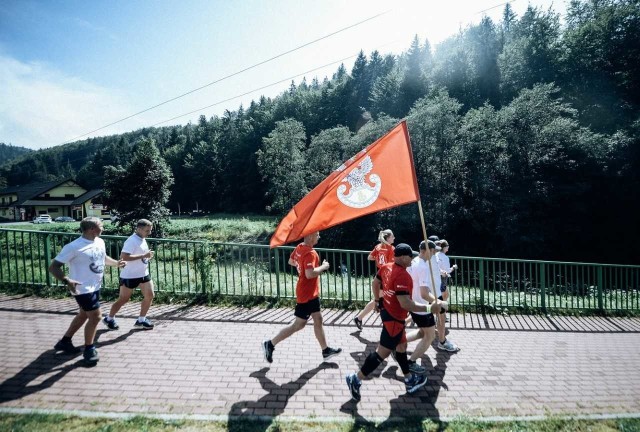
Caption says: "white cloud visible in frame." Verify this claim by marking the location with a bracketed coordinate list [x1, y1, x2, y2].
[0, 55, 140, 149]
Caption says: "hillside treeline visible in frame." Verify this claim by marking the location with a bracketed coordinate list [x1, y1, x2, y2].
[0, 144, 31, 177]
[1, 1, 639, 263]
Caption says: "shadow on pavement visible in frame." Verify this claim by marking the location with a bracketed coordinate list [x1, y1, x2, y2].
[340, 335, 453, 430]
[2, 294, 639, 333]
[0, 328, 137, 404]
[377, 351, 451, 430]
[227, 362, 338, 432]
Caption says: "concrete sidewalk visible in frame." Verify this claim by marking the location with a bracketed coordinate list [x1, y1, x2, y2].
[1, 294, 639, 423]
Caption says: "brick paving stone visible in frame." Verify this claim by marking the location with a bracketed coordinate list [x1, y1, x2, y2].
[1, 294, 640, 421]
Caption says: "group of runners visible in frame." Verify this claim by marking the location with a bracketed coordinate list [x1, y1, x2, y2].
[49, 216, 459, 402]
[262, 228, 459, 401]
[50, 217, 156, 365]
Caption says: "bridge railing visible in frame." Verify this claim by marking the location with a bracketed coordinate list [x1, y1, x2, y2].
[1, 228, 638, 312]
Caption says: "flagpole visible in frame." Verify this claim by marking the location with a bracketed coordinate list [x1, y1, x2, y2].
[417, 199, 438, 302]
[404, 119, 438, 303]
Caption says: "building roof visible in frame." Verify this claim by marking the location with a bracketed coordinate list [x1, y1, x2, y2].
[21, 200, 75, 206]
[0, 178, 88, 207]
[0, 179, 61, 198]
[72, 189, 103, 205]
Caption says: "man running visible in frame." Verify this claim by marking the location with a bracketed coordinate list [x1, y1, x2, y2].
[103, 219, 156, 330]
[49, 217, 126, 365]
[405, 241, 445, 371]
[346, 243, 431, 401]
[263, 231, 341, 363]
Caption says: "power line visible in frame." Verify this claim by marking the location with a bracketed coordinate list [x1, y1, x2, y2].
[476, 1, 515, 15]
[59, 10, 391, 146]
[150, 37, 407, 127]
[150, 53, 360, 127]
[4, 42, 400, 173]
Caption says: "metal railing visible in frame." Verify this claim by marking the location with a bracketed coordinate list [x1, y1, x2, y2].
[0, 228, 638, 312]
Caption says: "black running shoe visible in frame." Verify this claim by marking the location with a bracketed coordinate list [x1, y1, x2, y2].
[83, 347, 99, 365]
[134, 318, 154, 330]
[262, 340, 274, 363]
[102, 316, 119, 330]
[54, 339, 81, 354]
[322, 347, 342, 360]
[346, 373, 362, 401]
[353, 317, 363, 330]
[405, 373, 428, 394]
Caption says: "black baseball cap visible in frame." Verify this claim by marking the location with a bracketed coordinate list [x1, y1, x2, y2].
[394, 243, 418, 257]
[428, 235, 439, 242]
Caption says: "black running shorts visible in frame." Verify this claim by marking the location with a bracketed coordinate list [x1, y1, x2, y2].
[294, 297, 321, 320]
[410, 312, 436, 328]
[74, 290, 100, 312]
[120, 275, 152, 289]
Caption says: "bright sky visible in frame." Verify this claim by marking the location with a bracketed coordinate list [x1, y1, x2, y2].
[0, 0, 568, 150]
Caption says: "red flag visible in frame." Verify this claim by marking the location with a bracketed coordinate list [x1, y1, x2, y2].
[270, 120, 420, 248]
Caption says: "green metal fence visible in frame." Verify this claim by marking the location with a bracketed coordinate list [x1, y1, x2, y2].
[1, 228, 638, 312]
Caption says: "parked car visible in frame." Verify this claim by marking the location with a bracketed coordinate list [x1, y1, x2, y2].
[33, 215, 53, 224]
[54, 216, 75, 222]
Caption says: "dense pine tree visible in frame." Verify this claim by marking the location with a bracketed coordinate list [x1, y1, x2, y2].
[2, 0, 639, 262]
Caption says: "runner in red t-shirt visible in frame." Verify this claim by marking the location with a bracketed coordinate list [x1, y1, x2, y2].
[352, 229, 395, 330]
[346, 243, 431, 402]
[262, 231, 342, 363]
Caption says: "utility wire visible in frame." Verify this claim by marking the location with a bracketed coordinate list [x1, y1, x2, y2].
[150, 53, 360, 127]
[59, 10, 390, 146]
[8, 41, 399, 173]
[151, 36, 406, 127]
[476, 1, 515, 15]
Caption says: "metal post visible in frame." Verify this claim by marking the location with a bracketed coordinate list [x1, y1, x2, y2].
[540, 263, 546, 313]
[597, 266, 604, 312]
[202, 243, 207, 294]
[479, 258, 485, 312]
[346, 253, 352, 303]
[44, 234, 51, 287]
[274, 247, 281, 298]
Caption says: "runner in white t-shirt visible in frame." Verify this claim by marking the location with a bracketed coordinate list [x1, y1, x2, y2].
[103, 219, 156, 330]
[435, 239, 460, 352]
[49, 217, 126, 365]
[405, 240, 444, 374]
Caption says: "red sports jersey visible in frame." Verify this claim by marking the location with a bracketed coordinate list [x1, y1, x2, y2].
[370, 244, 395, 269]
[290, 243, 320, 303]
[378, 262, 412, 322]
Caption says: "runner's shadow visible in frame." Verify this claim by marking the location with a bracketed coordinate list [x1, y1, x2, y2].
[377, 350, 451, 429]
[227, 362, 338, 432]
[339, 399, 376, 431]
[94, 328, 137, 346]
[340, 351, 451, 430]
[0, 328, 137, 403]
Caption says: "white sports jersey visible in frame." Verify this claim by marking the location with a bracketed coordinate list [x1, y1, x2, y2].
[54, 237, 106, 295]
[119, 233, 150, 278]
[436, 251, 451, 274]
[433, 255, 445, 297]
[407, 255, 441, 315]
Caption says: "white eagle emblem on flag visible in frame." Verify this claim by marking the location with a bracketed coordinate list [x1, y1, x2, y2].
[337, 156, 381, 208]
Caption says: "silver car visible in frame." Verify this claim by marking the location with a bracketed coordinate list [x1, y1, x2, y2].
[33, 215, 53, 224]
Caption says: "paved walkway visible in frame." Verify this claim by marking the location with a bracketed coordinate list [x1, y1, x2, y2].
[1, 294, 639, 423]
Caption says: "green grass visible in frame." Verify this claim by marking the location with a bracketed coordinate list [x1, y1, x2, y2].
[1, 413, 639, 432]
[163, 214, 277, 242]
[11, 214, 278, 243]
